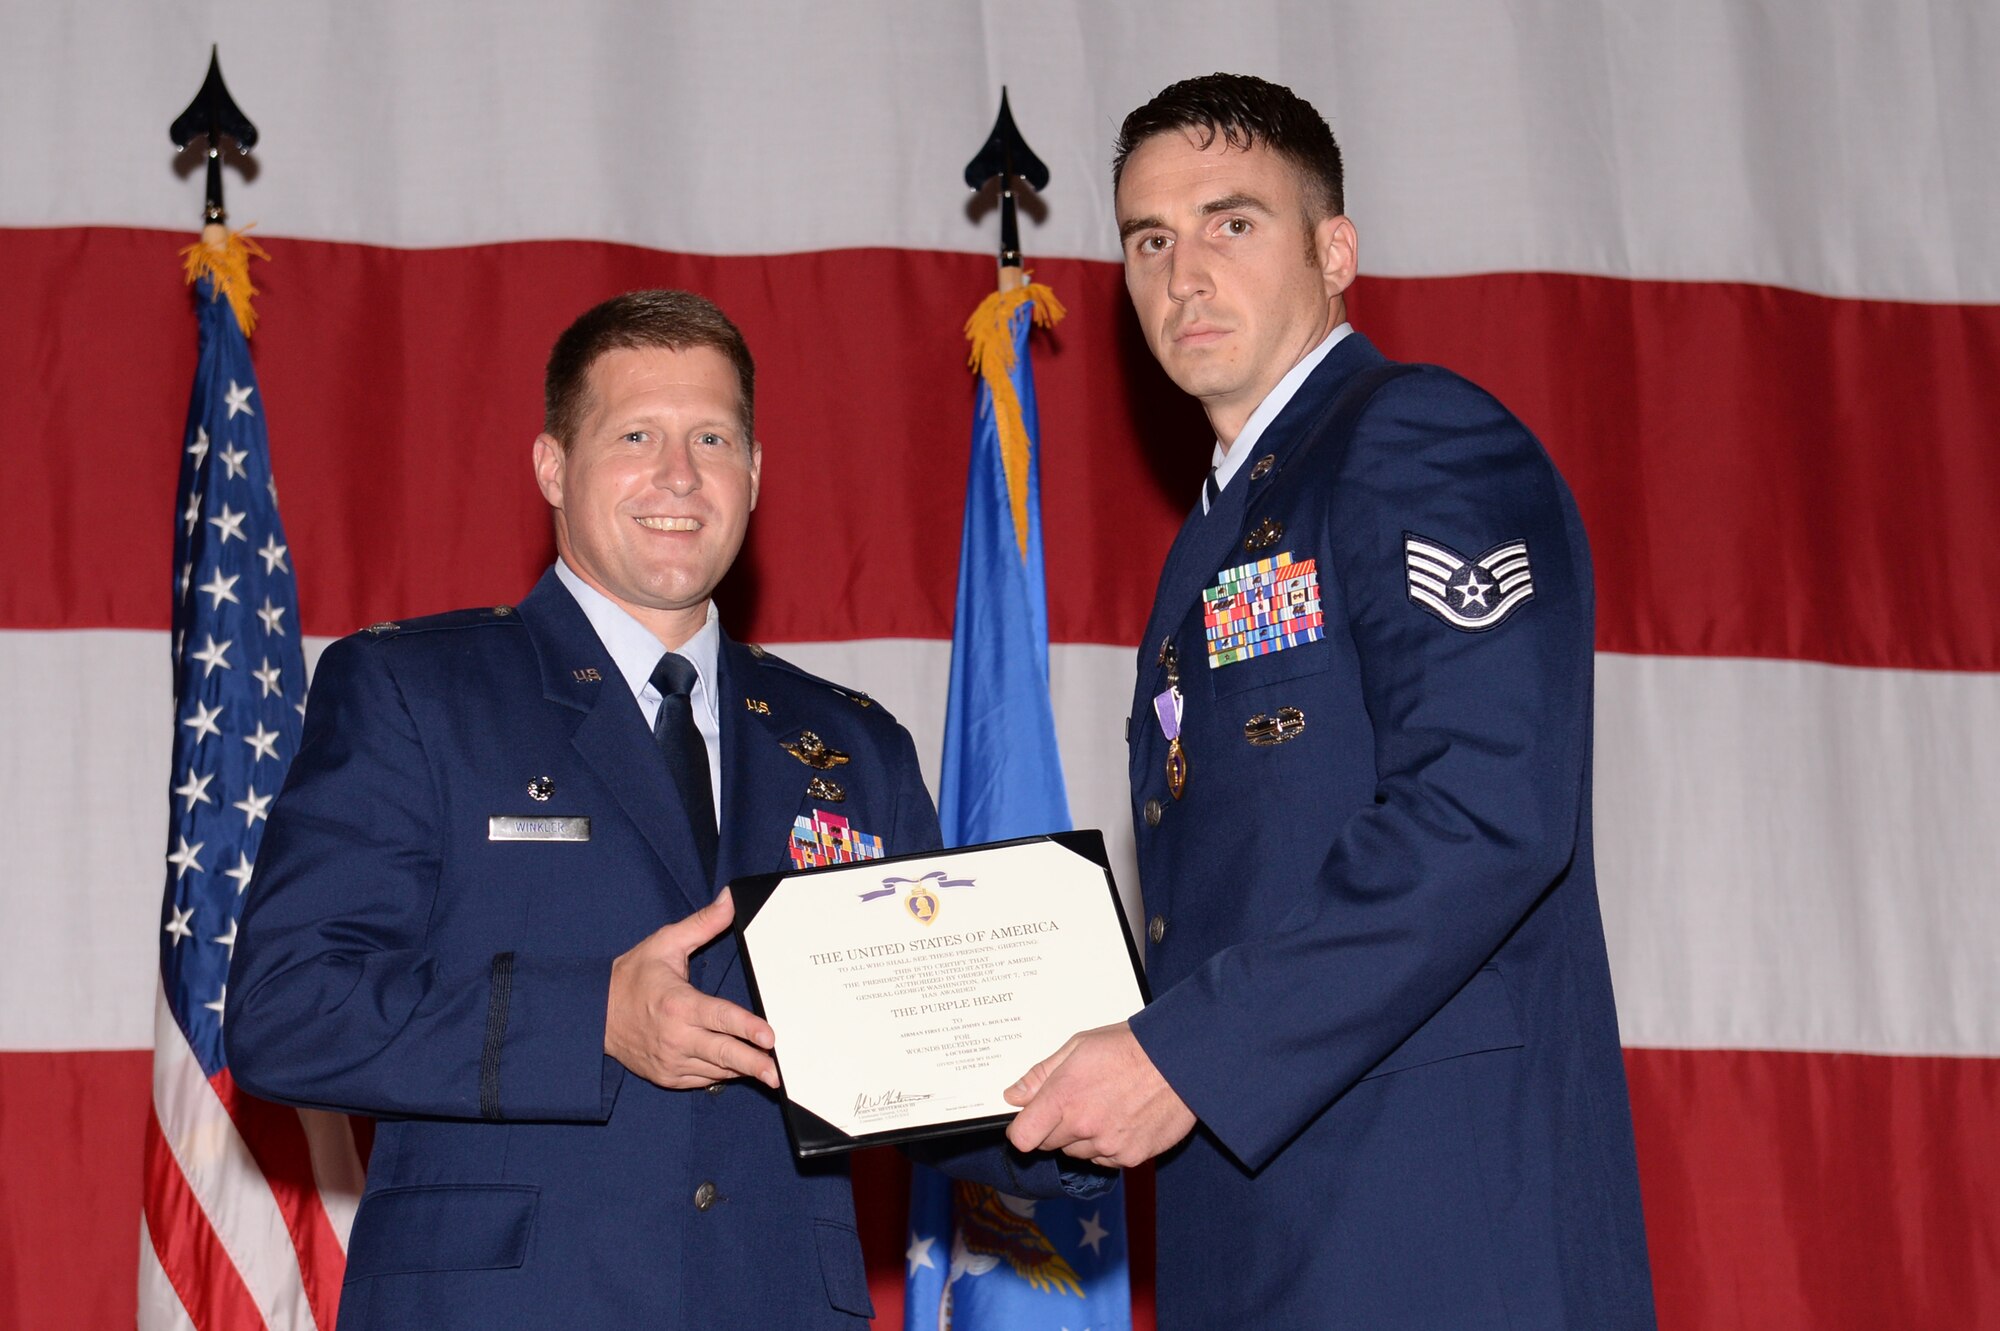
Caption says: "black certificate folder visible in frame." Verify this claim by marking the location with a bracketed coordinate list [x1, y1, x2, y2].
[730, 829, 1149, 1158]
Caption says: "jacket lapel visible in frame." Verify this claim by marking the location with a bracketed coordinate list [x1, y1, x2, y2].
[1139, 333, 1387, 659]
[716, 633, 811, 889]
[712, 633, 820, 992]
[519, 571, 712, 918]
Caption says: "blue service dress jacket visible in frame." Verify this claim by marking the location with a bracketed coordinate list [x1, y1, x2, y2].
[226, 569, 1085, 1329]
[1125, 334, 1656, 1329]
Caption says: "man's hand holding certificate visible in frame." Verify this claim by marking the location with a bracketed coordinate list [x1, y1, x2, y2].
[730, 830, 1147, 1156]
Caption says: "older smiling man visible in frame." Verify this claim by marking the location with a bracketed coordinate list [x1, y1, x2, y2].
[227, 290, 1094, 1329]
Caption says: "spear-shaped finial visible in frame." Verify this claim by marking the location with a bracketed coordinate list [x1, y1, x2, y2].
[171, 47, 266, 334]
[170, 46, 258, 226]
[963, 88, 1049, 283]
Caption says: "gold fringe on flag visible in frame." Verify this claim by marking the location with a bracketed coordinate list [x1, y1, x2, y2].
[180, 223, 268, 337]
[964, 278, 1066, 560]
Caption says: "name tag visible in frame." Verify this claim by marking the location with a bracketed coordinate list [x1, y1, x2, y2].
[489, 815, 591, 842]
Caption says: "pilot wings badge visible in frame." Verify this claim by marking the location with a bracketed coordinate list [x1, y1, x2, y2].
[1404, 533, 1535, 631]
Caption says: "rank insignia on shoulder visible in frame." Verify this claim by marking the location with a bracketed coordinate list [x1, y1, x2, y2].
[1405, 534, 1535, 631]
[789, 809, 883, 868]
[1203, 551, 1325, 668]
[782, 730, 851, 769]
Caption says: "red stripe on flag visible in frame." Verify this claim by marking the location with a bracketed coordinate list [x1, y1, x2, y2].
[5, 226, 1996, 670]
[211, 1071, 349, 1330]
[141, 1102, 269, 1331]
[0, 1050, 149, 1329]
[6, 1047, 1998, 1328]
[1626, 1046, 2000, 1329]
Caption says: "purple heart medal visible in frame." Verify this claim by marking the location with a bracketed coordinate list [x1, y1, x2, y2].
[1153, 638, 1188, 799]
[1154, 684, 1188, 799]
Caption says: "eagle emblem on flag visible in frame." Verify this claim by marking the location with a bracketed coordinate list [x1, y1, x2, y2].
[1404, 533, 1535, 631]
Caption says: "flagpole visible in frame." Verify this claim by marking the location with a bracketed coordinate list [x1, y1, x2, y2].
[903, 89, 1132, 1331]
[144, 53, 361, 1331]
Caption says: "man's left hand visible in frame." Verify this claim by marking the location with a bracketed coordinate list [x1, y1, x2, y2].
[1003, 1022, 1196, 1168]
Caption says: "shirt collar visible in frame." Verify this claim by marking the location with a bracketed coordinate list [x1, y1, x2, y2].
[553, 558, 720, 728]
[1205, 322, 1353, 511]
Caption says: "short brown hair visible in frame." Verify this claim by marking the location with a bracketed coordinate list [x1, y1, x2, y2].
[1113, 73, 1345, 219]
[543, 289, 756, 448]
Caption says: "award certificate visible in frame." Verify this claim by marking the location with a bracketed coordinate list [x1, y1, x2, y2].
[730, 830, 1147, 1157]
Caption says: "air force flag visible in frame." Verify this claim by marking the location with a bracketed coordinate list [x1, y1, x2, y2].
[1404, 533, 1535, 631]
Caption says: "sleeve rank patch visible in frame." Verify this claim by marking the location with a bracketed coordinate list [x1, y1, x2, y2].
[1404, 533, 1535, 631]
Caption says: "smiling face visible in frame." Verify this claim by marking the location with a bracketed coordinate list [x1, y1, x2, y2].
[1115, 129, 1357, 444]
[533, 344, 762, 648]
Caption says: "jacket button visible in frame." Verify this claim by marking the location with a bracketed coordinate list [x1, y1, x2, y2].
[694, 1181, 719, 1211]
[1148, 915, 1167, 945]
[1143, 798, 1163, 828]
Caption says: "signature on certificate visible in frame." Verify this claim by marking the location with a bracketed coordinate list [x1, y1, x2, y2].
[854, 1088, 935, 1114]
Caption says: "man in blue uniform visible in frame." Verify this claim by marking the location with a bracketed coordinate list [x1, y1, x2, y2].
[1005, 76, 1657, 1327]
[228, 290, 1092, 1328]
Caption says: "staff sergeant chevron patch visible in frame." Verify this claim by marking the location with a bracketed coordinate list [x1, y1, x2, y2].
[1404, 533, 1536, 631]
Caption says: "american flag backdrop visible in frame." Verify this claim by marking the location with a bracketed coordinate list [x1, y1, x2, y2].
[138, 254, 367, 1331]
[5, 4, 1999, 1328]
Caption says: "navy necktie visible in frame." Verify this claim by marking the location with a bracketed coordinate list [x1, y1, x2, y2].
[650, 652, 718, 888]
[1203, 465, 1221, 512]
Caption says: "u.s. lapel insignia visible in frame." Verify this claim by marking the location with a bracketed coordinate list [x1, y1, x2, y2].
[744, 698, 771, 715]
[782, 730, 851, 769]
[1244, 707, 1306, 746]
[806, 775, 846, 803]
[1243, 517, 1284, 552]
[1404, 533, 1535, 631]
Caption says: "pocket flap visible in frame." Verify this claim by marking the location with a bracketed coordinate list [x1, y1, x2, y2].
[1360, 967, 1524, 1081]
[814, 1219, 875, 1318]
[344, 1184, 539, 1280]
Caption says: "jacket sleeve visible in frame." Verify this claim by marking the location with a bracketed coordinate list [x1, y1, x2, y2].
[225, 634, 619, 1122]
[1130, 370, 1593, 1170]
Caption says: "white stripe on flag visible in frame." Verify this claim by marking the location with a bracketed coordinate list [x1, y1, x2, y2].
[1596, 650, 2000, 1054]
[1, 3, 1992, 301]
[297, 1109, 366, 1250]
[150, 986, 319, 1330]
[11, 631, 1999, 1057]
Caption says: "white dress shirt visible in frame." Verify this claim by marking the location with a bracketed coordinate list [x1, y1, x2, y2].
[554, 559, 722, 829]
[1202, 322, 1353, 514]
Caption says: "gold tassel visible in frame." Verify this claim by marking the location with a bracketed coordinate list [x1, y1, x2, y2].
[964, 278, 1065, 560]
[180, 223, 269, 337]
